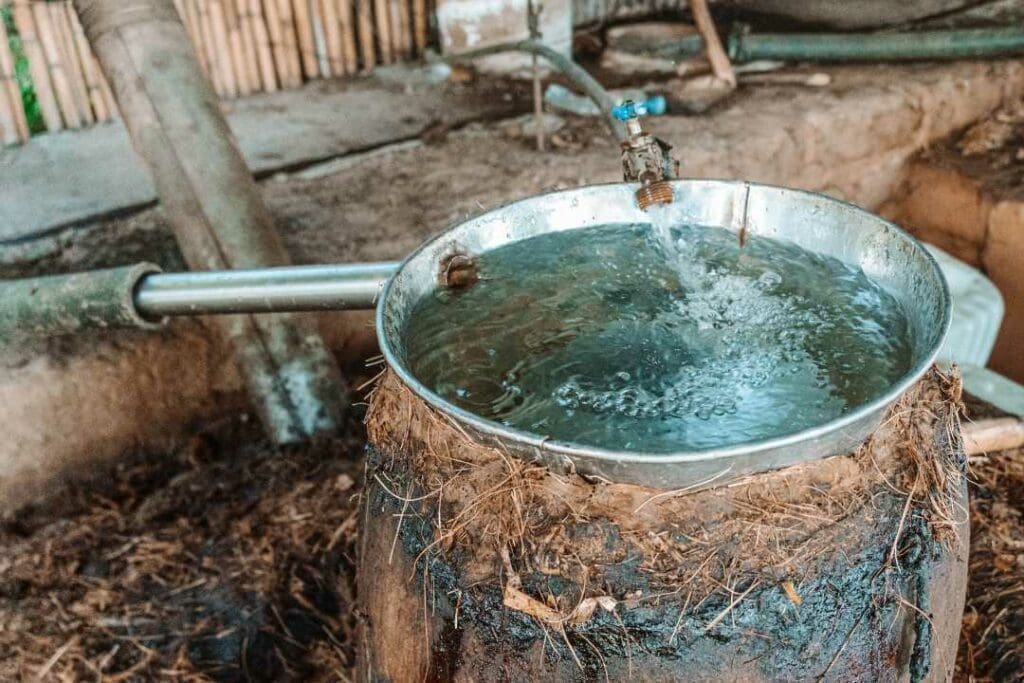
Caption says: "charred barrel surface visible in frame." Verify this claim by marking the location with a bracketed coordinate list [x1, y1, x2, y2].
[359, 369, 968, 681]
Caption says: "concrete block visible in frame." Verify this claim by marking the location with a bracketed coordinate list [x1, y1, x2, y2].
[436, 0, 571, 73]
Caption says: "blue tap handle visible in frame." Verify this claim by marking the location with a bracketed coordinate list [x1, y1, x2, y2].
[611, 96, 667, 121]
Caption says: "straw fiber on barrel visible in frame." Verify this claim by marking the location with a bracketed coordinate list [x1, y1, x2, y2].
[360, 367, 969, 681]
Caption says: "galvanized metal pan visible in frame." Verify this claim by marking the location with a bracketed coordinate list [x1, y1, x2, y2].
[377, 180, 951, 489]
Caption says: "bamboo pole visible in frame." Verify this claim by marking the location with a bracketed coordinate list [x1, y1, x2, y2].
[223, 0, 253, 94]
[396, 0, 411, 59]
[261, 0, 288, 86]
[387, 0, 401, 61]
[249, 0, 278, 90]
[210, 0, 240, 95]
[291, 0, 318, 78]
[355, 0, 374, 71]
[73, 0, 348, 445]
[0, 17, 30, 141]
[68, 2, 108, 121]
[309, 0, 331, 76]
[412, 0, 425, 54]
[373, 0, 391, 63]
[318, 0, 342, 75]
[235, 0, 261, 90]
[53, 1, 93, 124]
[196, 0, 228, 95]
[276, 0, 301, 85]
[338, 0, 357, 74]
[33, 0, 82, 128]
[0, 58, 19, 145]
[11, 0, 62, 131]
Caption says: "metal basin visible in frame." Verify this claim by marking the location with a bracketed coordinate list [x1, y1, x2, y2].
[377, 180, 951, 488]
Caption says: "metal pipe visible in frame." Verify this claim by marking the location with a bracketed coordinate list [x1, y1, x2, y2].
[728, 26, 1024, 63]
[135, 262, 399, 316]
[437, 39, 627, 142]
[0, 263, 164, 343]
[0, 262, 398, 341]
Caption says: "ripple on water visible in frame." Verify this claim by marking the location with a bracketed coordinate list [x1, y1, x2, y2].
[403, 214, 913, 453]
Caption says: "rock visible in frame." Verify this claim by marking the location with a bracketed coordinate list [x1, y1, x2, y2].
[497, 113, 566, 138]
[664, 75, 735, 114]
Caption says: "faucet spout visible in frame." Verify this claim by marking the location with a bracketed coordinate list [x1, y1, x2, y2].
[612, 98, 679, 210]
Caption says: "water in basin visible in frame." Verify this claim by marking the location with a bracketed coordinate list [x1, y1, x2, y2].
[402, 216, 914, 452]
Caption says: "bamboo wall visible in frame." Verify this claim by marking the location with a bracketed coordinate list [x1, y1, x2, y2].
[0, 0, 432, 145]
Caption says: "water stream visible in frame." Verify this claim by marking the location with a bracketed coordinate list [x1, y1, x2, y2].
[402, 213, 914, 452]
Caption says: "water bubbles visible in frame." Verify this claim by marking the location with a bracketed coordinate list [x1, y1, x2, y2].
[757, 270, 782, 290]
[404, 221, 912, 453]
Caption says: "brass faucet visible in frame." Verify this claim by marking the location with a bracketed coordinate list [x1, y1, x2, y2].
[613, 98, 679, 210]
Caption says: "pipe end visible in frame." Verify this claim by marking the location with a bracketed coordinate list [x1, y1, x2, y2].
[635, 181, 675, 211]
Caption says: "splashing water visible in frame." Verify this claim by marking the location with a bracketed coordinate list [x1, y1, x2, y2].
[402, 216, 914, 452]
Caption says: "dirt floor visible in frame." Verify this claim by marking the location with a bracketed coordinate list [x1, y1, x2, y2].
[0, 392, 1018, 681]
[0, 412, 366, 682]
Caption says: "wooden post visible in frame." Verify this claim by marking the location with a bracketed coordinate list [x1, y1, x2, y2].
[73, 0, 349, 445]
[688, 0, 736, 87]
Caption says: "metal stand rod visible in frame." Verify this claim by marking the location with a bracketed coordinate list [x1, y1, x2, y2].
[135, 262, 399, 316]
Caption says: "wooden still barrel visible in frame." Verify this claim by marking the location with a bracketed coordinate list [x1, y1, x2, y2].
[358, 368, 968, 682]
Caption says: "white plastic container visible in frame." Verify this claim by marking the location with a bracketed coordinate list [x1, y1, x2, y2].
[925, 244, 1004, 367]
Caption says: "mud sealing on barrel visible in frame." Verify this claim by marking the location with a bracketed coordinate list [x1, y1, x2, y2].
[363, 367, 967, 679]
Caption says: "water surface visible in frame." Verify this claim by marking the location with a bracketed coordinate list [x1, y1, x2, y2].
[402, 217, 913, 452]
